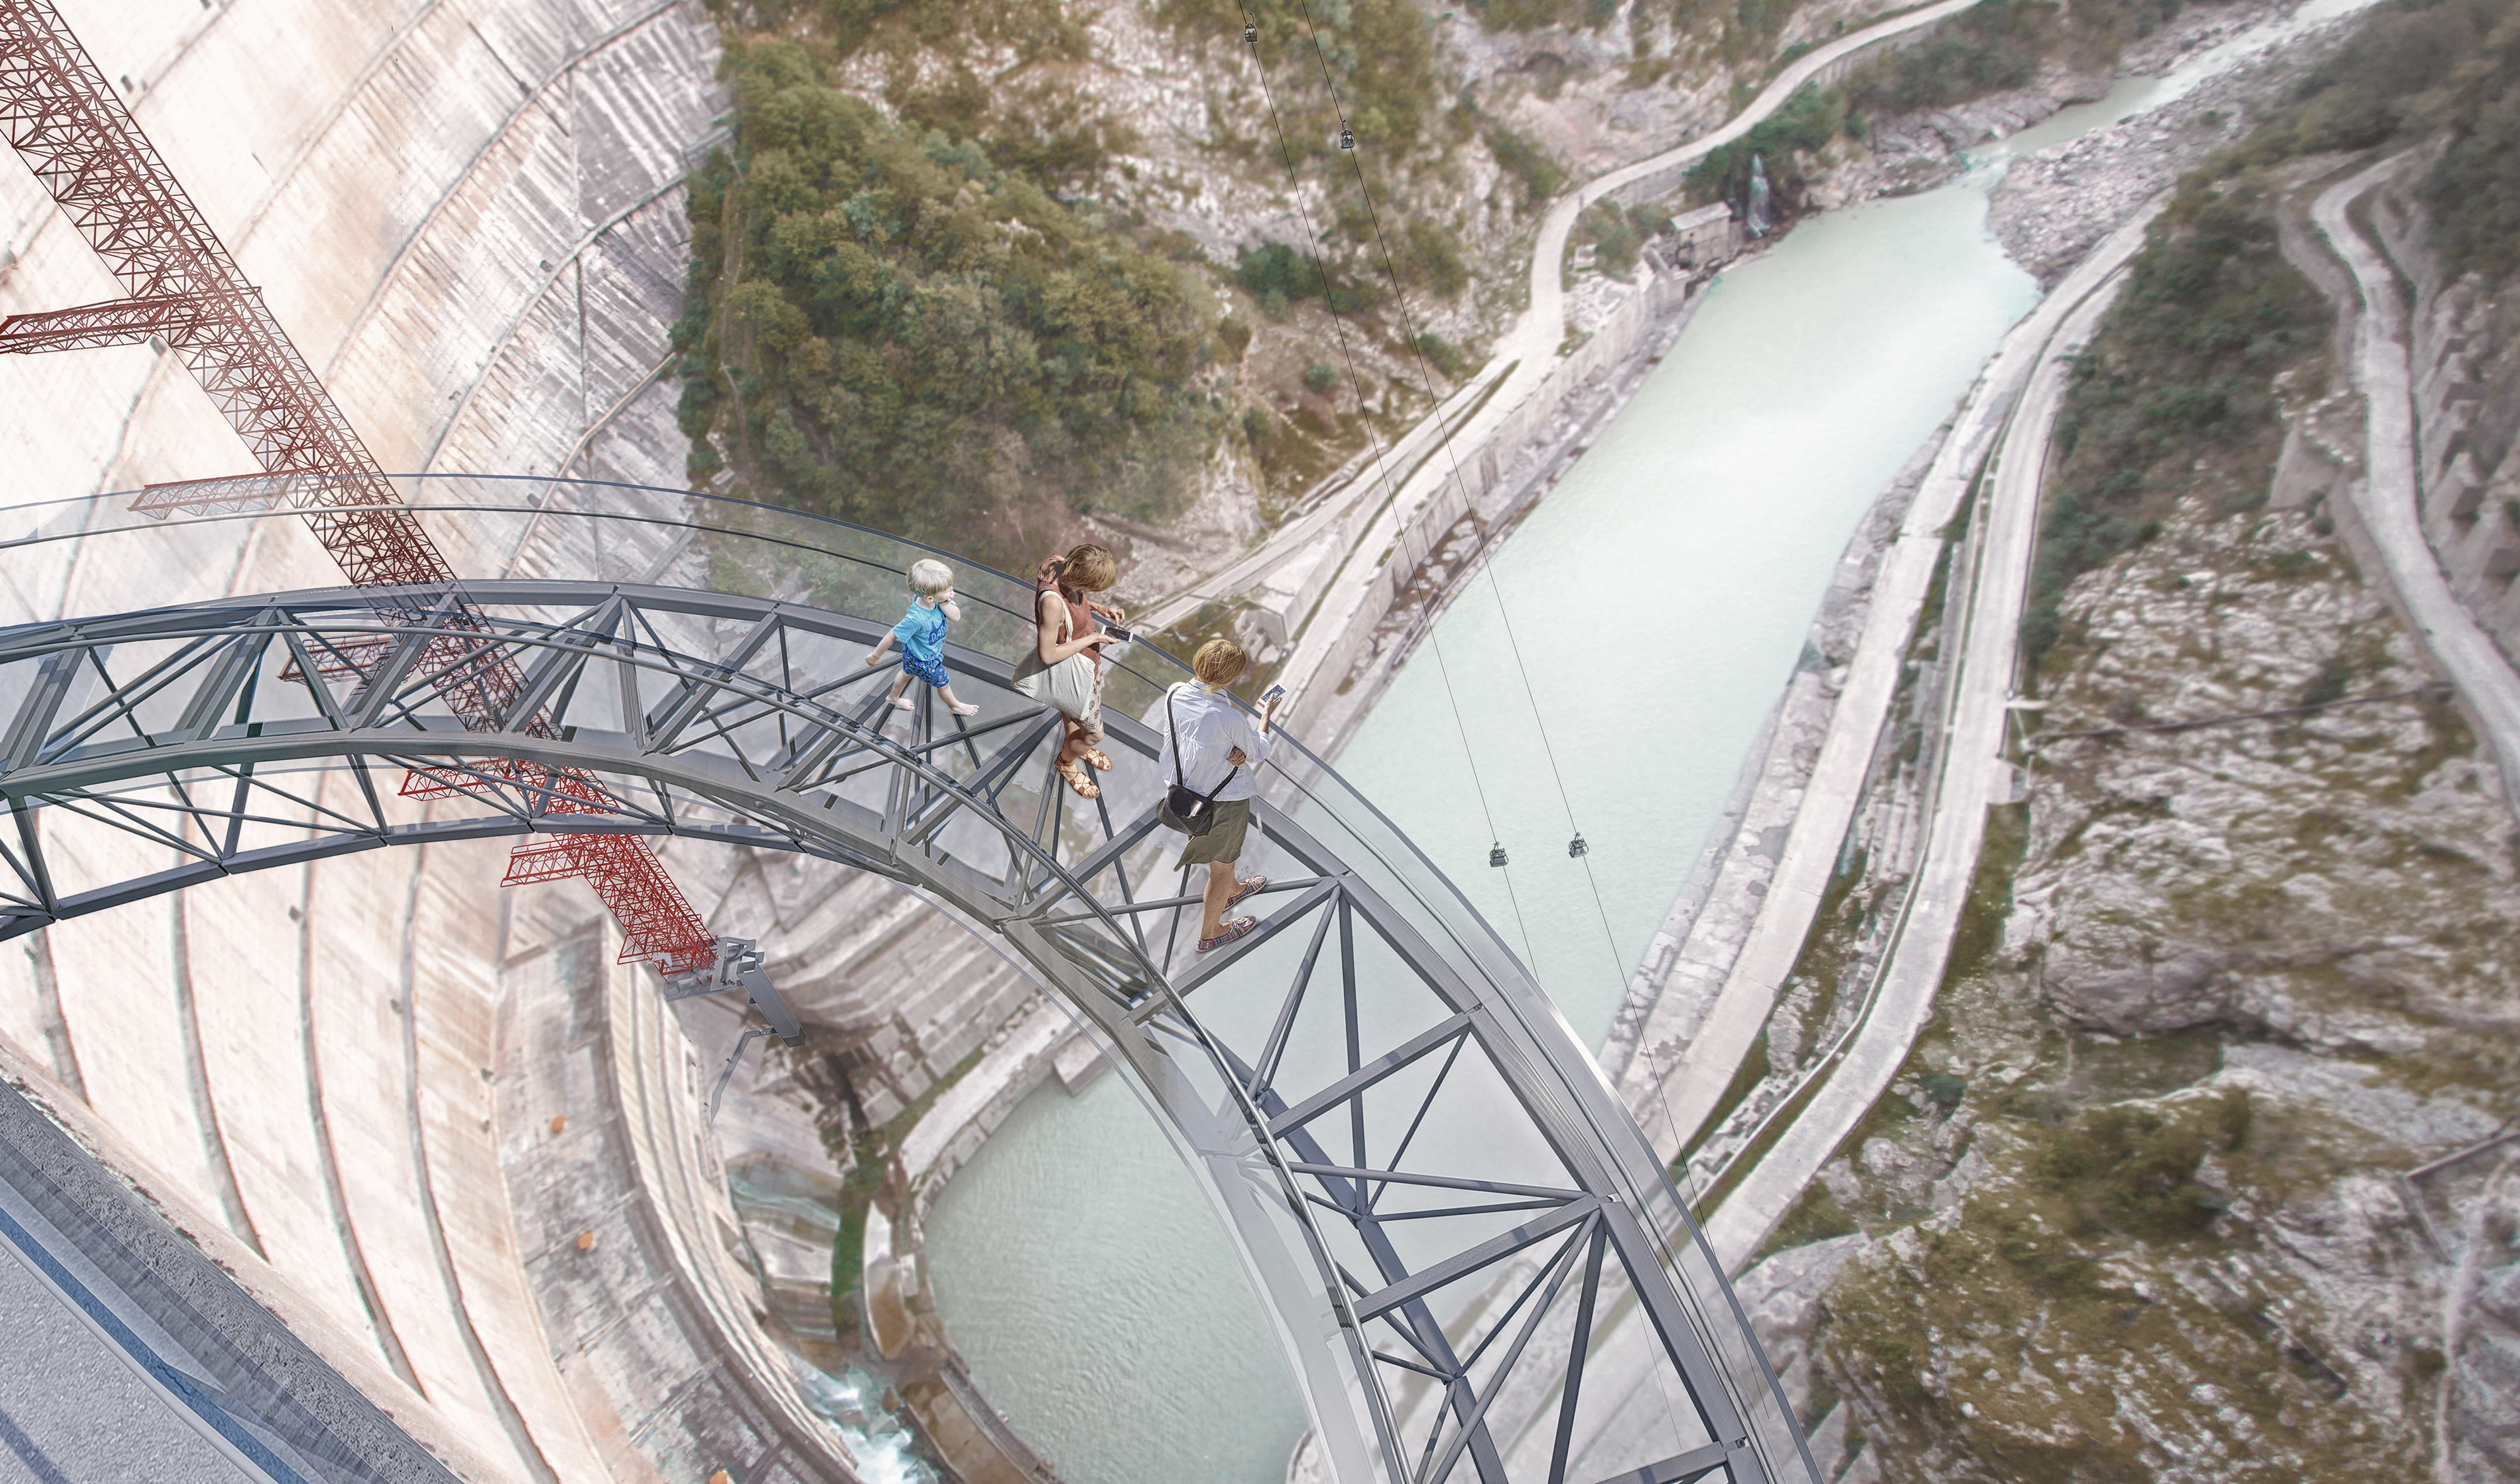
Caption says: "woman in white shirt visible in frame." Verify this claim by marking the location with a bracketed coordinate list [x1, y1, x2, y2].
[1160, 639, 1282, 952]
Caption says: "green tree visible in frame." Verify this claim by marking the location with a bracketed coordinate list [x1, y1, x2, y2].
[679, 38, 1217, 567]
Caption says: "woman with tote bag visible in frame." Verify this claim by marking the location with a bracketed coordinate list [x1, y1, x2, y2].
[1012, 543, 1123, 799]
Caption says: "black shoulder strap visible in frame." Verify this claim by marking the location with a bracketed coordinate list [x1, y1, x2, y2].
[1166, 687, 1188, 788]
[1166, 687, 1239, 800]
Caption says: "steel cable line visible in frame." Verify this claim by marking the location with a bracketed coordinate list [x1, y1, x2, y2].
[1259, 2, 1730, 1457]
[1249, 33, 1751, 1459]
[1226, 0, 1538, 967]
[1274, 0, 1651, 1028]
[1280, 0, 1593, 849]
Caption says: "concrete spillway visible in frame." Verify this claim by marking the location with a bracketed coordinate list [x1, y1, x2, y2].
[0, 3, 914, 1478]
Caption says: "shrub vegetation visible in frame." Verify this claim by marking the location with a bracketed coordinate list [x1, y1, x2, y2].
[2031, 1091, 2252, 1239]
[2025, 0, 2520, 665]
[1485, 122, 1567, 206]
[1581, 200, 1676, 278]
[677, 38, 1217, 565]
[2024, 171, 2325, 663]
[1683, 83, 1847, 208]
[1844, 0, 2058, 117]
[1157, 0, 1441, 152]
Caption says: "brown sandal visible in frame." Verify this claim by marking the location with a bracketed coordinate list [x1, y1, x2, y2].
[1082, 749, 1114, 772]
[1055, 759, 1101, 799]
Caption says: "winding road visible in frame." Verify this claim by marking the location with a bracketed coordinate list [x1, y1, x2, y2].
[2310, 152, 2520, 810]
[1615, 198, 2164, 1172]
[1692, 141, 2520, 1270]
[1700, 235, 2137, 1268]
[1140, 0, 1993, 690]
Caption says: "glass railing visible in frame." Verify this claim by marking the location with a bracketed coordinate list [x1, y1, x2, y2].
[0, 473, 1815, 1484]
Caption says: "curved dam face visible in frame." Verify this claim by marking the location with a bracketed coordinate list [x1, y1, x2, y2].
[0, 3, 1816, 1481]
[0, 4, 889, 1480]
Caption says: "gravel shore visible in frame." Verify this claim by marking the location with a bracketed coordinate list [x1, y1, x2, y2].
[1990, 0, 2356, 281]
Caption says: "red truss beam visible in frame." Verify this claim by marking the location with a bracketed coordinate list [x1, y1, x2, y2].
[0, 0, 715, 975]
[131, 471, 346, 518]
[0, 290, 212, 352]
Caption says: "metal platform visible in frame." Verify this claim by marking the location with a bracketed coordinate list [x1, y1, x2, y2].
[0, 490, 1816, 1484]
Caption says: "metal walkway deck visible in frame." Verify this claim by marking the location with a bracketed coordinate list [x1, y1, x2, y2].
[0, 490, 1814, 1484]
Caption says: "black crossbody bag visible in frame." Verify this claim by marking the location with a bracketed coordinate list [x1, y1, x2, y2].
[1158, 688, 1237, 837]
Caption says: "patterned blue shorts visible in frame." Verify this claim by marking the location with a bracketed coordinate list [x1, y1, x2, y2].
[900, 650, 949, 687]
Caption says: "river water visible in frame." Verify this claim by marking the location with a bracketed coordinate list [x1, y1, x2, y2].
[917, 16, 2348, 1477]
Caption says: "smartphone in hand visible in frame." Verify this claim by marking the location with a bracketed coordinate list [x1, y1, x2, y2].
[1260, 683, 1287, 708]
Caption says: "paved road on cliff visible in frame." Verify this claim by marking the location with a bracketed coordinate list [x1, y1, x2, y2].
[1138, 0, 1991, 653]
[1610, 198, 2163, 1178]
[1698, 243, 2136, 1268]
[2310, 152, 2520, 808]
[1690, 145, 2520, 1268]
[1402, 205, 2158, 1427]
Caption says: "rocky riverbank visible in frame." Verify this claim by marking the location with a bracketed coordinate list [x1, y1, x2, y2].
[1600, 5, 2520, 1476]
[1988, 0, 2352, 282]
[1812, 68, 2110, 207]
[1596, 417, 1940, 1093]
[1599, 0, 2340, 1103]
[1809, 0, 2282, 217]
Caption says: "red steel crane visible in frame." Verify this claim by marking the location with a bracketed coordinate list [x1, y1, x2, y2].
[0, 0, 737, 989]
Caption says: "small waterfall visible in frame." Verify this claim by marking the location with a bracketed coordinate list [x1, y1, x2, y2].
[791, 1360, 939, 1484]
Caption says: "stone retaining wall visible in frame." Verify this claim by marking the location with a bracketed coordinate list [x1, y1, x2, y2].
[1300, 261, 1709, 747]
[2371, 176, 2520, 662]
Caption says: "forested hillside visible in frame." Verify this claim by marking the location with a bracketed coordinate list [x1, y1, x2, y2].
[677, 0, 1487, 568]
[677, 37, 1219, 566]
[670, 0, 2344, 572]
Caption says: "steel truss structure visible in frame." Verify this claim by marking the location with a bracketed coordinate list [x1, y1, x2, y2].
[0, 579, 1816, 1484]
[0, 0, 726, 977]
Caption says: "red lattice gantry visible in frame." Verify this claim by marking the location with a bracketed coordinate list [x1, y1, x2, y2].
[0, 0, 716, 975]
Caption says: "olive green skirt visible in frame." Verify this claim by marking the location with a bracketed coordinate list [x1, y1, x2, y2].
[1176, 798, 1252, 866]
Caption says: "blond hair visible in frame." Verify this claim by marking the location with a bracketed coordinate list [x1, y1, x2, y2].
[908, 558, 954, 596]
[1055, 543, 1118, 594]
[1192, 638, 1247, 688]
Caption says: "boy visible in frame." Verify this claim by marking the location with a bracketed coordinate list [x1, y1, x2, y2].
[865, 558, 980, 716]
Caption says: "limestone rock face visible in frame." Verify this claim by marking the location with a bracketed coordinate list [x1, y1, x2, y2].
[1793, 500, 2520, 1481]
[2044, 944, 2233, 1032]
[2011, 505, 2520, 1057]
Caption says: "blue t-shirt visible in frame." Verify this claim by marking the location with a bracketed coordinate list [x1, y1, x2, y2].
[893, 601, 948, 665]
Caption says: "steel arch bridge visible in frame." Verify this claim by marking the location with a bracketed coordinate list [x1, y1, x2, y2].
[0, 576, 1815, 1484]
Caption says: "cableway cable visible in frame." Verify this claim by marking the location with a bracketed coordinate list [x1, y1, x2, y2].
[1227, 0, 1537, 967]
[1253, 1, 1719, 1452]
[1252, 45, 1739, 1474]
[1273, 1, 1649, 1023]
[1280, 0, 1591, 856]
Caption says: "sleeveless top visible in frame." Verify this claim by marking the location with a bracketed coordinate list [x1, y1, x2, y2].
[1037, 580, 1101, 670]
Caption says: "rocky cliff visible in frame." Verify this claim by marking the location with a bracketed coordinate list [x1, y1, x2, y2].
[1773, 503, 2520, 1484]
[1720, 5, 2520, 1472]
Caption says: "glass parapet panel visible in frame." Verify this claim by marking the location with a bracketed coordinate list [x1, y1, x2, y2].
[0, 475, 1817, 1484]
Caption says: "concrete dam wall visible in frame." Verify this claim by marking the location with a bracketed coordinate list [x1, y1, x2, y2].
[0, 3, 997, 1479]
